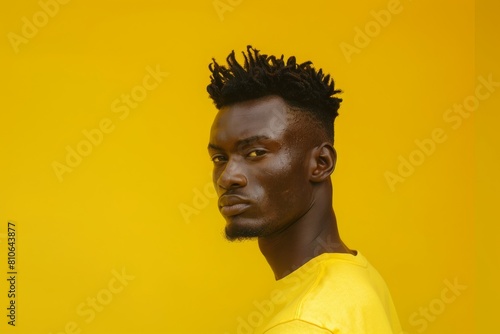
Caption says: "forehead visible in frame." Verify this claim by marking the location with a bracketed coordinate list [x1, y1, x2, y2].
[209, 96, 292, 146]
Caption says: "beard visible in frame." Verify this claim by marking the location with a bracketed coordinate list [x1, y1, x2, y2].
[224, 217, 269, 241]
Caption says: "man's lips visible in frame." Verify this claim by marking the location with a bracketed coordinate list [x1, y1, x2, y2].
[218, 195, 251, 217]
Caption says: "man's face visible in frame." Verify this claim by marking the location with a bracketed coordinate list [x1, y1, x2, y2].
[208, 95, 315, 240]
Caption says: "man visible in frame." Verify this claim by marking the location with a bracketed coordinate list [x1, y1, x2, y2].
[207, 46, 402, 333]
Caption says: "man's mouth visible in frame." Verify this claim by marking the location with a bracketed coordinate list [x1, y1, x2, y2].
[220, 203, 250, 216]
[218, 195, 251, 217]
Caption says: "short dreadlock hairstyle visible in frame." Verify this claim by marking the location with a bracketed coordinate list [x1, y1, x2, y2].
[207, 45, 343, 143]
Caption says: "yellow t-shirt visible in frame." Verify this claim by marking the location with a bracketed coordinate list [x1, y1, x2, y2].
[256, 252, 402, 334]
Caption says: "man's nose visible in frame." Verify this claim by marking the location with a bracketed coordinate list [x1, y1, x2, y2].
[217, 158, 247, 190]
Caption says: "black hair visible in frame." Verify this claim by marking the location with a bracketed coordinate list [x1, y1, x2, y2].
[207, 45, 342, 143]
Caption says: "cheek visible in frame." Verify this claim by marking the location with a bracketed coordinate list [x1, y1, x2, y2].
[255, 159, 310, 209]
[212, 171, 220, 195]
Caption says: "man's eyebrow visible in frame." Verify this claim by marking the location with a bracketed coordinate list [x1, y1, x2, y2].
[207, 135, 271, 151]
[236, 135, 271, 148]
[207, 143, 223, 151]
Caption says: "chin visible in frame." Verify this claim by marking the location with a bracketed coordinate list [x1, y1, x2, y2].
[224, 217, 266, 241]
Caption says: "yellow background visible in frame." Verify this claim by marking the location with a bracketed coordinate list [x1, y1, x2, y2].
[0, 0, 493, 333]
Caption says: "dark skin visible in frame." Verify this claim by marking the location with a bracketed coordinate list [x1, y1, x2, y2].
[208, 95, 355, 280]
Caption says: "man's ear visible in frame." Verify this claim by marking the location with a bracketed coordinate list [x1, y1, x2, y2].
[309, 143, 337, 183]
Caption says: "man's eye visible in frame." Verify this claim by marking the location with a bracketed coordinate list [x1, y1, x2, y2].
[248, 150, 266, 158]
[211, 155, 227, 163]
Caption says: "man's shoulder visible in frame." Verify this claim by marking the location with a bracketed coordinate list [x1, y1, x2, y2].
[261, 252, 399, 333]
[287, 252, 384, 311]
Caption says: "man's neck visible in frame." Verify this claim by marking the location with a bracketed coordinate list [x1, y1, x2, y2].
[257, 189, 354, 280]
